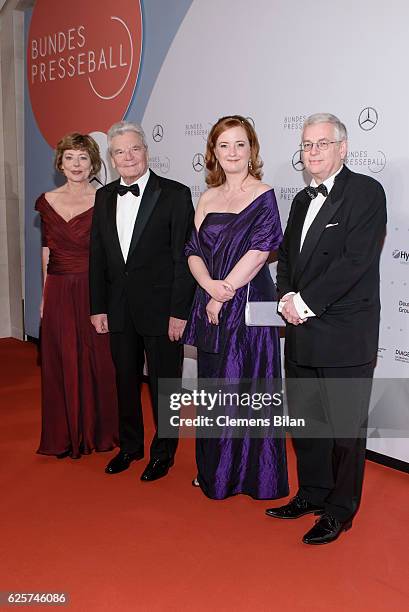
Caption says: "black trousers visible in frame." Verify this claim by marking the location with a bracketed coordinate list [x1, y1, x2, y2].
[109, 309, 182, 461]
[285, 359, 374, 522]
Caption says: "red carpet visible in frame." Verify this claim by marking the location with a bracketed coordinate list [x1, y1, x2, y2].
[1, 338, 408, 611]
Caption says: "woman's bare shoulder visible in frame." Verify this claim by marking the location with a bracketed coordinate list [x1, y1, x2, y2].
[44, 187, 65, 203]
[253, 181, 273, 197]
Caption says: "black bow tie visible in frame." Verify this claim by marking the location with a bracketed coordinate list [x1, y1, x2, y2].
[305, 184, 328, 199]
[117, 183, 140, 197]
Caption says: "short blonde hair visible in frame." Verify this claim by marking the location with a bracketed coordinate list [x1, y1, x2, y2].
[55, 133, 101, 176]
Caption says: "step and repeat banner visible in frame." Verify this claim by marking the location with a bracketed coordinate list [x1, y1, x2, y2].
[25, 0, 408, 463]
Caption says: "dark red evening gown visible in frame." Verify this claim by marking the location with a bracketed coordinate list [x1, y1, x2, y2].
[36, 194, 119, 458]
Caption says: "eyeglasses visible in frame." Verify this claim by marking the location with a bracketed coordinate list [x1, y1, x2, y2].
[112, 145, 146, 158]
[300, 139, 343, 152]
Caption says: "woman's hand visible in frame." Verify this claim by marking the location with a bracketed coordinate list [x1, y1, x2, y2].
[205, 280, 235, 302]
[206, 298, 223, 325]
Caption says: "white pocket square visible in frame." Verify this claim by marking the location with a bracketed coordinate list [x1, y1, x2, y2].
[325, 222, 339, 228]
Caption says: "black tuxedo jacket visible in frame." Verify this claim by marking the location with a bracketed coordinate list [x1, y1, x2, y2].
[89, 171, 196, 335]
[277, 165, 387, 367]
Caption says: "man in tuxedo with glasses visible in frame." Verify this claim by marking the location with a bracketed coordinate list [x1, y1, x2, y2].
[266, 113, 386, 544]
[89, 121, 195, 482]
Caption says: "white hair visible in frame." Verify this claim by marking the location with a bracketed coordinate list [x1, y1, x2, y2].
[303, 113, 348, 142]
[107, 121, 147, 152]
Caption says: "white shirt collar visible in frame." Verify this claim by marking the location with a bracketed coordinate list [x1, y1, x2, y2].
[119, 168, 150, 192]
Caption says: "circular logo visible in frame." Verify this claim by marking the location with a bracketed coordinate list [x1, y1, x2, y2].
[358, 107, 378, 131]
[149, 155, 170, 175]
[368, 150, 386, 173]
[152, 124, 164, 142]
[27, 0, 142, 147]
[292, 150, 305, 172]
[201, 122, 213, 142]
[160, 156, 171, 174]
[192, 153, 205, 172]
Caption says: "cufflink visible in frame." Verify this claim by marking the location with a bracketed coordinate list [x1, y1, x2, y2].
[304, 310, 308, 315]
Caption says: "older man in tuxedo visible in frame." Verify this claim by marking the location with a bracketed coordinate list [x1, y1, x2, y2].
[90, 121, 195, 481]
[266, 113, 386, 544]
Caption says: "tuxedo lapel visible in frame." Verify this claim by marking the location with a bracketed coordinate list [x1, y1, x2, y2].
[288, 189, 310, 286]
[294, 166, 349, 283]
[127, 171, 161, 262]
[105, 179, 125, 265]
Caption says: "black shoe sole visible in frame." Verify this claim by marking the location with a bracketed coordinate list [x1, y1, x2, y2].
[265, 509, 324, 519]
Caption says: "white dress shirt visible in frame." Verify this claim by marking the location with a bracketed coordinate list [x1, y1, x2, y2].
[279, 165, 343, 319]
[116, 169, 150, 262]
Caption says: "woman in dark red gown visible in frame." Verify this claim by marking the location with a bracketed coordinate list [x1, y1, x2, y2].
[36, 133, 118, 459]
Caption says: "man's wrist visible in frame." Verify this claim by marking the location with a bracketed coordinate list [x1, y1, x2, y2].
[293, 293, 316, 318]
[278, 292, 296, 313]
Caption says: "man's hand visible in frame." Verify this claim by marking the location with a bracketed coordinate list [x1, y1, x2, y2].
[168, 317, 187, 341]
[91, 313, 109, 334]
[206, 298, 223, 325]
[281, 295, 306, 326]
[205, 280, 235, 302]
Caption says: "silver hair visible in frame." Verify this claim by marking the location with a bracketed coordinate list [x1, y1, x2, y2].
[107, 120, 148, 152]
[303, 113, 348, 142]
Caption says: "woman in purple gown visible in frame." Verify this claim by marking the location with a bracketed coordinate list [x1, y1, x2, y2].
[183, 116, 289, 500]
[36, 133, 118, 459]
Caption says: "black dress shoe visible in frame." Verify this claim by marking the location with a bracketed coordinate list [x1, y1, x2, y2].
[140, 458, 173, 482]
[265, 494, 324, 519]
[105, 450, 143, 474]
[302, 513, 352, 545]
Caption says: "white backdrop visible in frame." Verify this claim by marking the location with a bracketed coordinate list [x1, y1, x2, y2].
[140, 0, 409, 462]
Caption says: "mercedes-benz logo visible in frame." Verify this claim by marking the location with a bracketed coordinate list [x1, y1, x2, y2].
[292, 149, 305, 172]
[358, 107, 378, 131]
[192, 153, 205, 172]
[152, 124, 164, 142]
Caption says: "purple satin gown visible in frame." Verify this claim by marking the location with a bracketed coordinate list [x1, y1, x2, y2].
[183, 190, 289, 499]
